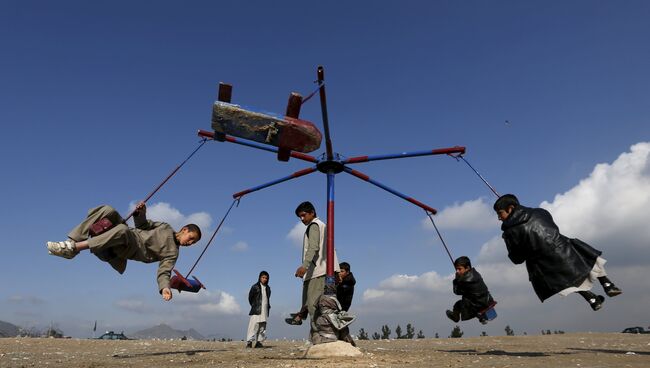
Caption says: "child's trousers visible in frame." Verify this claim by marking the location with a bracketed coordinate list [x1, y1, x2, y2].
[68, 205, 138, 273]
[246, 319, 267, 343]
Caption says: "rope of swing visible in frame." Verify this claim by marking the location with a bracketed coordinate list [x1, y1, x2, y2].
[451, 154, 500, 198]
[429, 155, 501, 267]
[425, 210, 455, 266]
[184, 197, 241, 277]
[300, 80, 325, 105]
[124, 138, 209, 222]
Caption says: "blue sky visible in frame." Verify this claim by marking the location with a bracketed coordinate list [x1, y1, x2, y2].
[1, 1, 649, 339]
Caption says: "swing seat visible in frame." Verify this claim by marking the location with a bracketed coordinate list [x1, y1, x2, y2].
[169, 269, 206, 293]
[211, 101, 322, 154]
[478, 301, 497, 322]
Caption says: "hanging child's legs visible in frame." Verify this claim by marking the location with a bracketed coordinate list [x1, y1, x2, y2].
[597, 276, 622, 297]
[446, 300, 477, 323]
[578, 290, 605, 311]
[47, 205, 124, 259]
[445, 309, 460, 323]
[68, 205, 125, 242]
[285, 304, 308, 325]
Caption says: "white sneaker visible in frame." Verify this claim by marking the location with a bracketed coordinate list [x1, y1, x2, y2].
[47, 240, 78, 259]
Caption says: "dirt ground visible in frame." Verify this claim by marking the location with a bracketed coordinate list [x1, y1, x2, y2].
[1, 332, 649, 367]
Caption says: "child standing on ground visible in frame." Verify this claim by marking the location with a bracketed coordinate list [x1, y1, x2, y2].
[336, 262, 356, 312]
[246, 271, 271, 348]
[494, 194, 622, 310]
[446, 256, 495, 324]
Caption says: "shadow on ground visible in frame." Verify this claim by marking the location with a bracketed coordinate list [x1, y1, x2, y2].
[439, 349, 574, 357]
[113, 349, 225, 359]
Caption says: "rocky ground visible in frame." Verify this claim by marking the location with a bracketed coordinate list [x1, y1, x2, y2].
[1, 332, 649, 367]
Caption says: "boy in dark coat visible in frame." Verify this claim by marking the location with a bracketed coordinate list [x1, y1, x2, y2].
[246, 271, 271, 348]
[446, 256, 495, 324]
[336, 262, 356, 312]
[494, 194, 622, 311]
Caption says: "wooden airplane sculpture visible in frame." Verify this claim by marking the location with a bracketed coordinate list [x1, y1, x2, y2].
[211, 83, 322, 161]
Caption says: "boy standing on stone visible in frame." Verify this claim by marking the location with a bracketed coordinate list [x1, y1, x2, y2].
[286, 201, 339, 326]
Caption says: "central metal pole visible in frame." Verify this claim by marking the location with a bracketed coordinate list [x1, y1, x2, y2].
[317, 66, 334, 161]
[325, 171, 336, 289]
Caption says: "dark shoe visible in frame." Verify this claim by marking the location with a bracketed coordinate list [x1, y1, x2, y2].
[588, 295, 605, 311]
[478, 316, 488, 325]
[245, 341, 252, 348]
[254, 342, 263, 348]
[603, 283, 622, 297]
[446, 310, 460, 323]
[285, 317, 302, 325]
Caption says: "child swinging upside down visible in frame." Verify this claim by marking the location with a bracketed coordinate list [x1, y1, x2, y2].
[46, 202, 201, 301]
[494, 194, 622, 310]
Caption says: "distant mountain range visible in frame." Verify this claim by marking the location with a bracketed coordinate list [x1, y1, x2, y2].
[131, 323, 205, 340]
[0, 320, 20, 337]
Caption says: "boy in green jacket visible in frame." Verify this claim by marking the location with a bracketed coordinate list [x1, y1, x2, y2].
[46, 202, 201, 301]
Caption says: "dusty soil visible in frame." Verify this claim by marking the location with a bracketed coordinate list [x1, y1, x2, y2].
[1, 333, 649, 367]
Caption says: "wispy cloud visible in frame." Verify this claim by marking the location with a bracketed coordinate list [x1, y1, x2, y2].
[114, 299, 150, 314]
[287, 222, 306, 248]
[231, 241, 249, 252]
[422, 197, 498, 231]
[174, 290, 241, 315]
[130, 202, 213, 233]
[7, 295, 46, 305]
[362, 271, 452, 313]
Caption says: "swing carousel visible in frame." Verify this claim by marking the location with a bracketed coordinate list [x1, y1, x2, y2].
[136, 66, 499, 320]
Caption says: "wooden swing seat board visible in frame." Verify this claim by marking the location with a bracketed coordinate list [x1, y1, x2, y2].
[211, 101, 322, 153]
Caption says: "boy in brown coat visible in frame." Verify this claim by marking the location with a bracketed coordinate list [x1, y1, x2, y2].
[46, 202, 201, 301]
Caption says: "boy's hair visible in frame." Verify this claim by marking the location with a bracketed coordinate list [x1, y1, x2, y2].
[493, 194, 520, 212]
[295, 201, 316, 216]
[454, 256, 472, 269]
[339, 262, 350, 272]
[183, 224, 202, 240]
[259, 270, 269, 280]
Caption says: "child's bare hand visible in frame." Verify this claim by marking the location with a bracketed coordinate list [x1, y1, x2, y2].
[135, 201, 147, 213]
[295, 266, 306, 278]
[162, 287, 173, 301]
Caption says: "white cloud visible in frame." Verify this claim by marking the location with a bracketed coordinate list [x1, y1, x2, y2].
[174, 290, 241, 315]
[231, 241, 249, 252]
[476, 235, 508, 264]
[361, 271, 451, 313]
[539, 142, 650, 265]
[287, 222, 306, 248]
[130, 202, 213, 233]
[422, 197, 498, 231]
